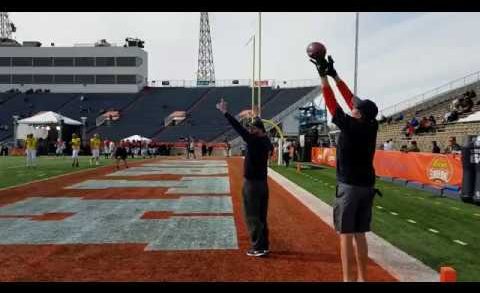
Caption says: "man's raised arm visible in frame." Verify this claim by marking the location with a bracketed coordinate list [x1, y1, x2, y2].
[216, 98, 252, 143]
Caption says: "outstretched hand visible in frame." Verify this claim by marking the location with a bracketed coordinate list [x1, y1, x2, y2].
[310, 57, 328, 77]
[216, 98, 228, 114]
[326, 55, 338, 78]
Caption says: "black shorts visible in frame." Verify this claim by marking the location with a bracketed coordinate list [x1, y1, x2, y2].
[333, 182, 375, 234]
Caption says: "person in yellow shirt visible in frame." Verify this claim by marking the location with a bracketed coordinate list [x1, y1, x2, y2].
[25, 133, 38, 168]
[89, 133, 101, 166]
[71, 133, 81, 167]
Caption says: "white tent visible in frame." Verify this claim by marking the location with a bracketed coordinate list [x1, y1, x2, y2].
[18, 111, 82, 126]
[16, 111, 82, 139]
[122, 134, 152, 142]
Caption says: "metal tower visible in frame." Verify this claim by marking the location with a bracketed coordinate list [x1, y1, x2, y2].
[0, 12, 16, 39]
[196, 12, 215, 85]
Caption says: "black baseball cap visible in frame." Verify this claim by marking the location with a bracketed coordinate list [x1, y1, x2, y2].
[354, 96, 378, 121]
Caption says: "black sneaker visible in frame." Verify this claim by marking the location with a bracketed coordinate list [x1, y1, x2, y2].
[246, 249, 269, 257]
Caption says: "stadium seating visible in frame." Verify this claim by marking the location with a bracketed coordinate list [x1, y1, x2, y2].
[94, 87, 210, 140]
[377, 80, 480, 152]
[0, 85, 317, 143]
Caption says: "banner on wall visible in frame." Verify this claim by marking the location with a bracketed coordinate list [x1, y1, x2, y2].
[311, 148, 462, 187]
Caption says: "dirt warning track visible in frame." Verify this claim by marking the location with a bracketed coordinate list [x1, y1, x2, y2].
[0, 157, 395, 281]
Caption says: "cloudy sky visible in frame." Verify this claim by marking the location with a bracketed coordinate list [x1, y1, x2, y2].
[9, 12, 480, 112]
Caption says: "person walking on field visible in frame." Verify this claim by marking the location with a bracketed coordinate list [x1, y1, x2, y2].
[114, 141, 129, 170]
[25, 133, 38, 168]
[311, 55, 379, 282]
[217, 98, 273, 257]
[71, 133, 81, 168]
[89, 133, 102, 166]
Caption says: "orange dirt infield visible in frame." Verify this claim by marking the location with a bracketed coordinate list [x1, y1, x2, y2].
[0, 157, 396, 281]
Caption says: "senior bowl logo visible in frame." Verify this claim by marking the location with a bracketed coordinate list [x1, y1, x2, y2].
[427, 157, 453, 184]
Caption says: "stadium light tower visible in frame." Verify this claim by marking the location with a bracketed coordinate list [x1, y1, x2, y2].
[196, 12, 215, 86]
[0, 12, 16, 39]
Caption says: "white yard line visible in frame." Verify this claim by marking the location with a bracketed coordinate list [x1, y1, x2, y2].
[428, 228, 439, 234]
[453, 240, 468, 246]
[474, 213, 480, 217]
[407, 219, 417, 224]
[376, 205, 384, 209]
[268, 168, 439, 282]
[390, 212, 399, 216]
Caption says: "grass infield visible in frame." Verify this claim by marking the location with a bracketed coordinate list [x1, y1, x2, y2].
[0, 155, 144, 189]
[271, 164, 480, 281]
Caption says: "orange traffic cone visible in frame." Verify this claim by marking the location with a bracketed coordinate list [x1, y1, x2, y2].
[440, 266, 456, 282]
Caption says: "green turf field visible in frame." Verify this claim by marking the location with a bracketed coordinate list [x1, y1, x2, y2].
[272, 164, 480, 281]
[0, 156, 144, 189]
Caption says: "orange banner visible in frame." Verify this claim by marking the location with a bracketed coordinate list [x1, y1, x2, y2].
[311, 147, 463, 187]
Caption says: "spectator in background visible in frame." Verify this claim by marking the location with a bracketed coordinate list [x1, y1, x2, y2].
[460, 95, 474, 114]
[201, 142, 207, 157]
[394, 113, 404, 122]
[208, 144, 213, 156]
[432, 141, 440, 154]
[383, 139, 394, 151]
[444, 136, 462, 154]
[410, 116, 419, 128]
[282, 140, 292, 167]
[1, 142, 9, 156]
[429, 115, 436, 128]
[407, 140, 420, 152]
[400, 144, 408, 152]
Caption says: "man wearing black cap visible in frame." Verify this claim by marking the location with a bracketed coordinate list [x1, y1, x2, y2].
[216, 98, 273, 257]
[310, 55, 379, 282]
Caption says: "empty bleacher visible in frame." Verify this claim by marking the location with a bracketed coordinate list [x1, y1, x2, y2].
[0, 85, 317, 144]
[94, 87, 210, 140]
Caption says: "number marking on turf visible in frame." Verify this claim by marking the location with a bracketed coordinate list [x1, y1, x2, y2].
[453, 240, 467, 246]
[428, 228, 439, 234]
[407, 219, 417, 224]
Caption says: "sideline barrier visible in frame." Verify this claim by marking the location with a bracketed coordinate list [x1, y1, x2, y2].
[312, 148, 462, 187]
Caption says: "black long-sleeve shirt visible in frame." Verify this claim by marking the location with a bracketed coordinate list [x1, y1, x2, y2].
[224, 112, 273, 180]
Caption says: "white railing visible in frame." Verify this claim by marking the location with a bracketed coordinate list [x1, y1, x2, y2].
[380, 70, 480, 117]
[149, 78, 320, 89]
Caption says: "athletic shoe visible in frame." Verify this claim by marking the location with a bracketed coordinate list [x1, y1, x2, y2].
[246, 249, 269, 257]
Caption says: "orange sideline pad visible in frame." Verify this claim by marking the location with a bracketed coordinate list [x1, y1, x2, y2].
[311, 147, 462, 187]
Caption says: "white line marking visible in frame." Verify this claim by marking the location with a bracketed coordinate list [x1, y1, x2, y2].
[450, 207, 460, 210]
[416, 197, 425, 200]
[434, 202, 441, 205]
[474, 213, 480, 217]
[376, 205, 384, 209]
[453, 240, 467, 246]
[428, 228, 439, 234]
[390, 212, 398, 216]
[407, 219, 417, 224]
